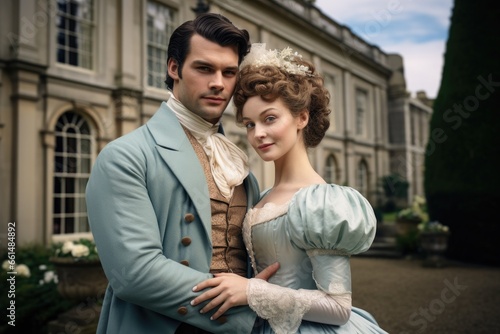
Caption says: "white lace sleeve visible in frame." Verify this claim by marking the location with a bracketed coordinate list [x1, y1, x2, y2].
[247, 278, 324, 334]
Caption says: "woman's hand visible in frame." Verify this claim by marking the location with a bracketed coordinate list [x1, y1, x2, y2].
[191, 273, 249, 319]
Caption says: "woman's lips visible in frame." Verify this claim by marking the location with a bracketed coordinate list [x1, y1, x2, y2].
[258, 143, 273, 150]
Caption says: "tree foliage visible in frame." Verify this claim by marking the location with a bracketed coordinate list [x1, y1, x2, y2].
[424, 0, 500, 265]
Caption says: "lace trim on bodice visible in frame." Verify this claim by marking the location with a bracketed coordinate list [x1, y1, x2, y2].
[247, 201, 290, 227]
[243, 202, 290, 275]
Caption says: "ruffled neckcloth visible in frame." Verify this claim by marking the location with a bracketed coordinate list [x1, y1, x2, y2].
[167, 95, 249, 199]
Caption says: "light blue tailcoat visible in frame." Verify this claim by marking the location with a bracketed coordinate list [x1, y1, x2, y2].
[86, 102, 259, 333]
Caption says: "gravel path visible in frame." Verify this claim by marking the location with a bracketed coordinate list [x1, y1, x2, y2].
[350, 257, 500, 334]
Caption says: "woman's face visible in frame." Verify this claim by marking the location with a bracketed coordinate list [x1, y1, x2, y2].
[241, 96, 307, 162]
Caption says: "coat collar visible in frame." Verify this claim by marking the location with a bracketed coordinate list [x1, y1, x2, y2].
[146, 101, 188, 151]
[146, 102, 212, 237]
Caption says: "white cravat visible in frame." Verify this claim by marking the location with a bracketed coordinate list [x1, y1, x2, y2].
[167, 96, 249, 199]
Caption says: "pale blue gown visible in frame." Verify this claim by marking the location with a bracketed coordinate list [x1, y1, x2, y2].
[244, 184, 388, 333]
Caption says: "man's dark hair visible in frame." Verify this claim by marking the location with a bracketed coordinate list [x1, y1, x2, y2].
[164, 13, 250, 90]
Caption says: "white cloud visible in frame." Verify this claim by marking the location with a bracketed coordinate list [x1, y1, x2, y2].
[314, 0, 453, 98]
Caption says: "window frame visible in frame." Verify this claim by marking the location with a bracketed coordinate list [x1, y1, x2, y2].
[145, 1, 178, 90]
[51, 111, 95, 239]
[355, 88, 368, 137]
[356, 159, 369, 197]
[55, 0, 96, 70]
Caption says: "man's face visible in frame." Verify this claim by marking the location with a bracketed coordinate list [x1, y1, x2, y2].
[168, 34, 239, 124]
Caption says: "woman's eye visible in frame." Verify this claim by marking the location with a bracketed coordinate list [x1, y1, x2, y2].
[244, 123, 255, 129]
[265, 116, 276, 122]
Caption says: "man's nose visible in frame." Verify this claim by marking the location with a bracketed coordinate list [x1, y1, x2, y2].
[209, 72, 224, 91]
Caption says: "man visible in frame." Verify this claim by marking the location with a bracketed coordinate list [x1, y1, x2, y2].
[86, 13, 276, 334]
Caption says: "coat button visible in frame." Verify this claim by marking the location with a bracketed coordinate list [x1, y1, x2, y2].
[177, 306, 188, 315]
[184, 213, 195, 223]
[180, 260, 189, 266]
[181, 237, 192, 246]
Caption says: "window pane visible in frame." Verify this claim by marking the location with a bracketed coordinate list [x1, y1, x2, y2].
[78, 178, 88, 193]
[78, 217, 89, 232]
[54, 197, 62, 213]
[54, 177, 62, 193]
[78, 196, 87, 212]
[55, 155, 64, 172]
[67, 156, 77, 173]
[80, 158, 91, 173]
[65, 197, 75, 213]
[81, 138, 91, 153]
[64, 217, 75, 234]
[53, 218, 61, 235]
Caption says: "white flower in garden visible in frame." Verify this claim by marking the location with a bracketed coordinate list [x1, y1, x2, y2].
[16, 264, 31, 277]
[71, 244, 90, 258]
[2, 260, 10, 271]
[53, 238, 98, 260]
[44, 270, 57, 283]
[62, 241, 75, 254]
[39, 264, 47, 270]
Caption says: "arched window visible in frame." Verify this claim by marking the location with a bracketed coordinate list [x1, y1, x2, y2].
[53, 112, 94, 234]
[357, 160, 369, 196]
[324, 154, 338, 183]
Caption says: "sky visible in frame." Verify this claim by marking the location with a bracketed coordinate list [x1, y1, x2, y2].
[314, 0, 454, 98]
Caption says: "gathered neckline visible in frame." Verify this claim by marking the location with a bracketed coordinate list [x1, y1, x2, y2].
[252, 183, 331, 210]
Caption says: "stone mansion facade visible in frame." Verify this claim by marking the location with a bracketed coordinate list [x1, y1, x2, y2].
[0, 0, 432, 246]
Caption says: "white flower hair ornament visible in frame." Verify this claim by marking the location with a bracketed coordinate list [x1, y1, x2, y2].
[240, 43, 313, 76]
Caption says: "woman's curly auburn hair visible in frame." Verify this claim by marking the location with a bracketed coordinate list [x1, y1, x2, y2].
[233, 57, 331, 148]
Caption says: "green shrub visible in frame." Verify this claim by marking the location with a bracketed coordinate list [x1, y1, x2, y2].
[1, 244, 78, 333]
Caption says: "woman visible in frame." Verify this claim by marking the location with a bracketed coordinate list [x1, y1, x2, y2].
[191, 43, 388, 334]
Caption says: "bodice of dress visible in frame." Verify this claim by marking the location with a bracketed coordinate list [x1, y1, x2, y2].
[244, 202, 318, 290]
[243, 184, 377, 293]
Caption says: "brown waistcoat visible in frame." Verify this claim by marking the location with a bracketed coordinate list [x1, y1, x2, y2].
[184, 128, 248, 277]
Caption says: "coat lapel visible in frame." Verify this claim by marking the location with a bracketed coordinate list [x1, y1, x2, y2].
[146, 102, 212, 239]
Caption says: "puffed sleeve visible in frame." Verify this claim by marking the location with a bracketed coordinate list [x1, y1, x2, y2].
[287, 184, 377, 295]
[287, 184, 376, 254]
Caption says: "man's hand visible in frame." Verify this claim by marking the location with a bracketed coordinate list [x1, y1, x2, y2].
[190, 262, 280, 319]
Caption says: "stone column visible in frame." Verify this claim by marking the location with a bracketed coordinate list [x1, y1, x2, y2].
[12, 64, 45, 245]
